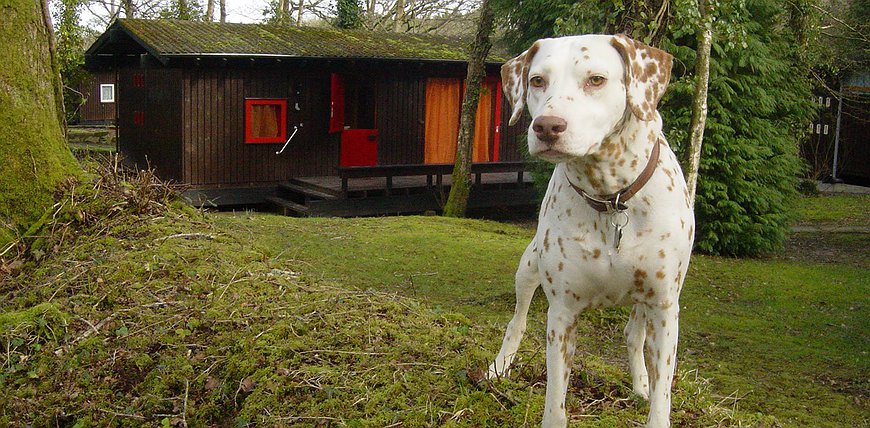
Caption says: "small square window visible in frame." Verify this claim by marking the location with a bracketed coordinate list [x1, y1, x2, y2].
[100, 84, 115, 103]
[245, 99, 287, 143]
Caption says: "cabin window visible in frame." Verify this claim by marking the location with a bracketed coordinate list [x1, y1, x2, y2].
[344, 79, 377, 129]
[100, 84, 115, 103]
[423, 78, 498, 164]
[330, 73, 377, 132]
[245, 99, 287, 144]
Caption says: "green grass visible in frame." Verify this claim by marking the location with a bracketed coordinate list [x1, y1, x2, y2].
[213, 214, 533, 320]
[681, 257, 868, 427]
[1, 181, 767, 426]
[211, 211, 868, 427]
[796, 194, 870, 226]
[2, 183, 867, 426]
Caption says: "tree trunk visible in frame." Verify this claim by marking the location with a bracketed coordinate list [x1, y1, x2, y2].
[366, 0, 374, 20]
[296, 0, 303, 25]
[220, 0, 226, 22]
[122, 0, 133, 18]
[206, 0, 214, 21]
[278, 0, 289, 23]
[685, 1, 713, 208]
[0, 0, 81, 246]
[394, 0, 404, 32]
[442, 0, 494, 217]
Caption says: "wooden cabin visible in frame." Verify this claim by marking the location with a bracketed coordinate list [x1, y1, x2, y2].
[84, 19, 535, 216]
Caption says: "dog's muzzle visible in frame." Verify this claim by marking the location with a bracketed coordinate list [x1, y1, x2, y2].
[532, 115, 567, 145]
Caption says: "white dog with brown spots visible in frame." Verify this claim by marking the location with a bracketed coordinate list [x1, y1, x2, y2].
[488, 34, 694, 428]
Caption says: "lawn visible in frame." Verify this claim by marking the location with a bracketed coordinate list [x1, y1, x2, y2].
[1, 183, 867, 426]
[212, 199, 869, 427]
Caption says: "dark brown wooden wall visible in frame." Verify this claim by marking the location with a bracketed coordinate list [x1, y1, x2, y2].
[79, 70, 117, 124]
[182, 68, 335, 186]
[118, 67, 183, 181]
[375, 76, 427, 165]
[498, 105, 530, 162]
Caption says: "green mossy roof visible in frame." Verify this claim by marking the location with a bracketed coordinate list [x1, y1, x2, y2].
[93, 19, 508, 63]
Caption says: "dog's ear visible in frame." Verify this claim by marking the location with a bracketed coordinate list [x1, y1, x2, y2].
[501, 42, 540, 126]
[610, 34, 673, 121]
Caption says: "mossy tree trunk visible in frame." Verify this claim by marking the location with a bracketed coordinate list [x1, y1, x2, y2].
[0, 0, 81, 247]
[442, 0, 495, 218]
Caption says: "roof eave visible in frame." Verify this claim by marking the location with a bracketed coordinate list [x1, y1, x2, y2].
[162, 52, 505, 65]
[115, 19, 171, 65]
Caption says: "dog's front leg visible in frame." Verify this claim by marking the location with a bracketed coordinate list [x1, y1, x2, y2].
[644, 302, 680, 428]
[541, 302, 577, 428]
[489, 242, 540, 378]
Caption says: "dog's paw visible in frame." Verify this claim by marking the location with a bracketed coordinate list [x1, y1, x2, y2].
[485, 362, 510, 380]
[632, 380, 650, 401]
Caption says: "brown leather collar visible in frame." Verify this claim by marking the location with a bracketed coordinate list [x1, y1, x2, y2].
[565, 138, 661, 213]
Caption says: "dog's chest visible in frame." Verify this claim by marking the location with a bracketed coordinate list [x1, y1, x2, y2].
[533, 161, 693, 305]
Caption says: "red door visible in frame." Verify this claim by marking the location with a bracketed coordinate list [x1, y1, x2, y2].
[340, 129, 378, 167]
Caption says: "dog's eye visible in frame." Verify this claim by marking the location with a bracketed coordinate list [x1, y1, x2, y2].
[588, 75, 606, 87]
[530, 76, 545, 88]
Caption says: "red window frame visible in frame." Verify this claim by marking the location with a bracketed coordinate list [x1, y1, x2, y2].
[245, 99, 287, 144]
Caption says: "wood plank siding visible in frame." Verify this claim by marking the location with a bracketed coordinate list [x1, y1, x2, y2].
[78, 70, 117, 124]
[182, 68, 336, 186]
[498, 100, 530, 162]
[376, 76, 427, 166]
[118, 67, 183, 181]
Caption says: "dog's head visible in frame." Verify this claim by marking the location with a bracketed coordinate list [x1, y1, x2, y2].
[502, 34, 672, 163]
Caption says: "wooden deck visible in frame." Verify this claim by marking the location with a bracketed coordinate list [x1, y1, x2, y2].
[297, 171, 531, 194]
[271, 163, 537, 216]
[183, 163, 539, 217]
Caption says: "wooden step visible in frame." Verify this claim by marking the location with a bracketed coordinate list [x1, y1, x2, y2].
[266, 196, 310, 216]
[287, 179, 343, 198]
[279, 181, 338, 200]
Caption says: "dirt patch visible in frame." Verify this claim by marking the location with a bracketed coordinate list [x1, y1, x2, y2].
[777, 231, 869, 268]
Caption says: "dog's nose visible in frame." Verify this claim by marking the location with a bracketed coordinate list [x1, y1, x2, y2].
[532, 116, 568, 143]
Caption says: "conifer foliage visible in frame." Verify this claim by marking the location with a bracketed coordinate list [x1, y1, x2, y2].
[661, 0, 814, 256]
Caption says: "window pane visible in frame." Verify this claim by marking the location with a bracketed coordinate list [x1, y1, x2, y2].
[100, 84, 114, 103]
[250, 104, 281, 139]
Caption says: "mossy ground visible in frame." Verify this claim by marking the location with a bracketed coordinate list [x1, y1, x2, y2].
[0, 160, 866, 427]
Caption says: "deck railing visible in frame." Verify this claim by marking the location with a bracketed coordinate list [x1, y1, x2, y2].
[337, 161, 528, 195]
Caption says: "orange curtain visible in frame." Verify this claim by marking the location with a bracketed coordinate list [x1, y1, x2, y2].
[251, 104, 280, 138]
[424, 78, 461, 164]
[472, 83, 493, 162]
[424, 78, 494, 164]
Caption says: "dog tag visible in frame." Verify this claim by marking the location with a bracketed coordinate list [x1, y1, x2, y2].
[614, 224, 624, 250]
[610, 211, 629, 251]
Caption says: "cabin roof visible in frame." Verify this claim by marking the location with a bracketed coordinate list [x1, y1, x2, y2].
[87, 19, 510, 65]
